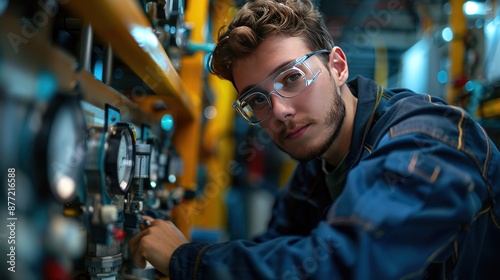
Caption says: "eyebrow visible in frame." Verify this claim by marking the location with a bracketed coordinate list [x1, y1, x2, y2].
[238, 58, 296, 96]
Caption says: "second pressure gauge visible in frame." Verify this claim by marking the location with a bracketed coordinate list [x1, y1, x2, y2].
[105, 123, 135, 195]
[35, 94, 87, 203]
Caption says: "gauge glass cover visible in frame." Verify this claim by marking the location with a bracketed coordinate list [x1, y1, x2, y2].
[46, 102, 85, 201]
[117, 136, 127, 182]
[105, 123, 135, 194]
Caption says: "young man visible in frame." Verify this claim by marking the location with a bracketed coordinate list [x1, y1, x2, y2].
[129, 0, 500, 279]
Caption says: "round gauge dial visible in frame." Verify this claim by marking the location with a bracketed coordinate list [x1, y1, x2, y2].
[105, 123, 135, 194]
[36, 95, 87, 203]
[117, 135, 129, 184]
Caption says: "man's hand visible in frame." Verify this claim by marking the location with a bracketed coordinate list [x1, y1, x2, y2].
[128, 216, 188, 276]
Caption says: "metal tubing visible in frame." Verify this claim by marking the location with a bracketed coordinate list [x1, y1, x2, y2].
[80, 23, 93, 72]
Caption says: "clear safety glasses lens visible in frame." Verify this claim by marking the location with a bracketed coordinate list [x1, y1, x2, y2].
[233, 50, 329, 125]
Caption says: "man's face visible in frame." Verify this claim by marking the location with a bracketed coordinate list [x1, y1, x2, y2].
[232, 36, 346, 161]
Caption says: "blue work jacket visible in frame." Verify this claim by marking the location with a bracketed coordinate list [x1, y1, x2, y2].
[170, 76, 500, 279]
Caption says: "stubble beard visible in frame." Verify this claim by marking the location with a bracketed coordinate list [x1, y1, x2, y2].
[273, 89, 346, 162]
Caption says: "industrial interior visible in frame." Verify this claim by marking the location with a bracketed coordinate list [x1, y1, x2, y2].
[0, 0, 499, 279]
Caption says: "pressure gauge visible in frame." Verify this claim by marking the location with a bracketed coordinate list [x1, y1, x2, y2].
[86, 122, 136, 198]
[35, 94, 87, 203]
[105, 123, 135, 195]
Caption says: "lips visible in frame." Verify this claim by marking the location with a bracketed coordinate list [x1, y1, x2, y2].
[285, 124, 309, 140]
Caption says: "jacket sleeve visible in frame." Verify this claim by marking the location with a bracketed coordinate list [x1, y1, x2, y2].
[169, 132, 491, 280]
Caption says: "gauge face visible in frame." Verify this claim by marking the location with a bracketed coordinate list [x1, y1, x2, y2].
[116, 135, 130, 186]
[38, 95, 86, 203]
[105, 123, 135, 194]
[47, 106, 79, 201]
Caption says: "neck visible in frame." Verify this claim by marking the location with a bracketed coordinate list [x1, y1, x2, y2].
[322, 87, 358, 167]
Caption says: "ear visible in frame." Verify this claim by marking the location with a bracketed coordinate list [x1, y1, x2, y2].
[328, 46, 349, 85]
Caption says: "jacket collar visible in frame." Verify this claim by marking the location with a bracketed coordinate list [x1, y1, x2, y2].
[345, 76, 384, 168]
[290, 77, 384, 203]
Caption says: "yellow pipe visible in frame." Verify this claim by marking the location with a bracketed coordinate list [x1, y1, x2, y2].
[447, 0, 467, 105]
[478, 98, 500, 118]
[172, 0, 209, 237]
[189, 0, 237, 232]
[374, 42, 388, 88]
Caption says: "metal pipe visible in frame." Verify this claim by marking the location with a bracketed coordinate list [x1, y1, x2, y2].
[102, 44, 113, 85]
[80, 23, 93, 72]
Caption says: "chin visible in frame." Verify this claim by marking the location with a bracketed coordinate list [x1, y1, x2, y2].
[289, 153, 317, 162]
[289, 123, 342, 162]
[279, 142, 325, 162]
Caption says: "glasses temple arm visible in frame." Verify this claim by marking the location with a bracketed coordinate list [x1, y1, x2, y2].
[306, 69, 322, 86]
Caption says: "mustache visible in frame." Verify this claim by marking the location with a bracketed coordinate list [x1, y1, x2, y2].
[261, 117, 315, 140]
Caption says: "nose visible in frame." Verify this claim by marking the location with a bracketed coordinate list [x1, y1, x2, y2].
[269, 92, 295, 121]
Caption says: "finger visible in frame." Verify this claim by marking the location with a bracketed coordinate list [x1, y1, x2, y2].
[141, 215, 154, 222]
[139, 219, 151, 230]
[133, 251, 147, 269]
[128, 224, 162, 270]
[128, 229, 146, 251]
[129, 240, 146, 268]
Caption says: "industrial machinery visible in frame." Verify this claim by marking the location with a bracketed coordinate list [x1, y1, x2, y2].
[0, 0, 197, 279]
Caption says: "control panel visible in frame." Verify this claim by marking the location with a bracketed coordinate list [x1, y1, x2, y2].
[0, 1, 197, 279]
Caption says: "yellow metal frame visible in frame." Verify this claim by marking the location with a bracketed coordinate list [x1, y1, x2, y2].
[447, 0, 467, 105]
[374, 43, 388, 88]
[64, 0, 196, 121]
[169, 0, 211, 236]
[179, 0, 238, 234]
[478, 98, 500, 119]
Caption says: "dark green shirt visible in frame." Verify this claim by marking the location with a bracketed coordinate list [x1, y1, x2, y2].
[322, 158, 347, 201]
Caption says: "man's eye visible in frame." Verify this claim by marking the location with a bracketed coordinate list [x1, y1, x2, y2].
[285, 73, 302, 83]
[278, 69, 304, 89]
[247, 94, 267, 106]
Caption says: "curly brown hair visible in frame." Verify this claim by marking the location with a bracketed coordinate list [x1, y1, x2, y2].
[209, 0, 334, 83]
